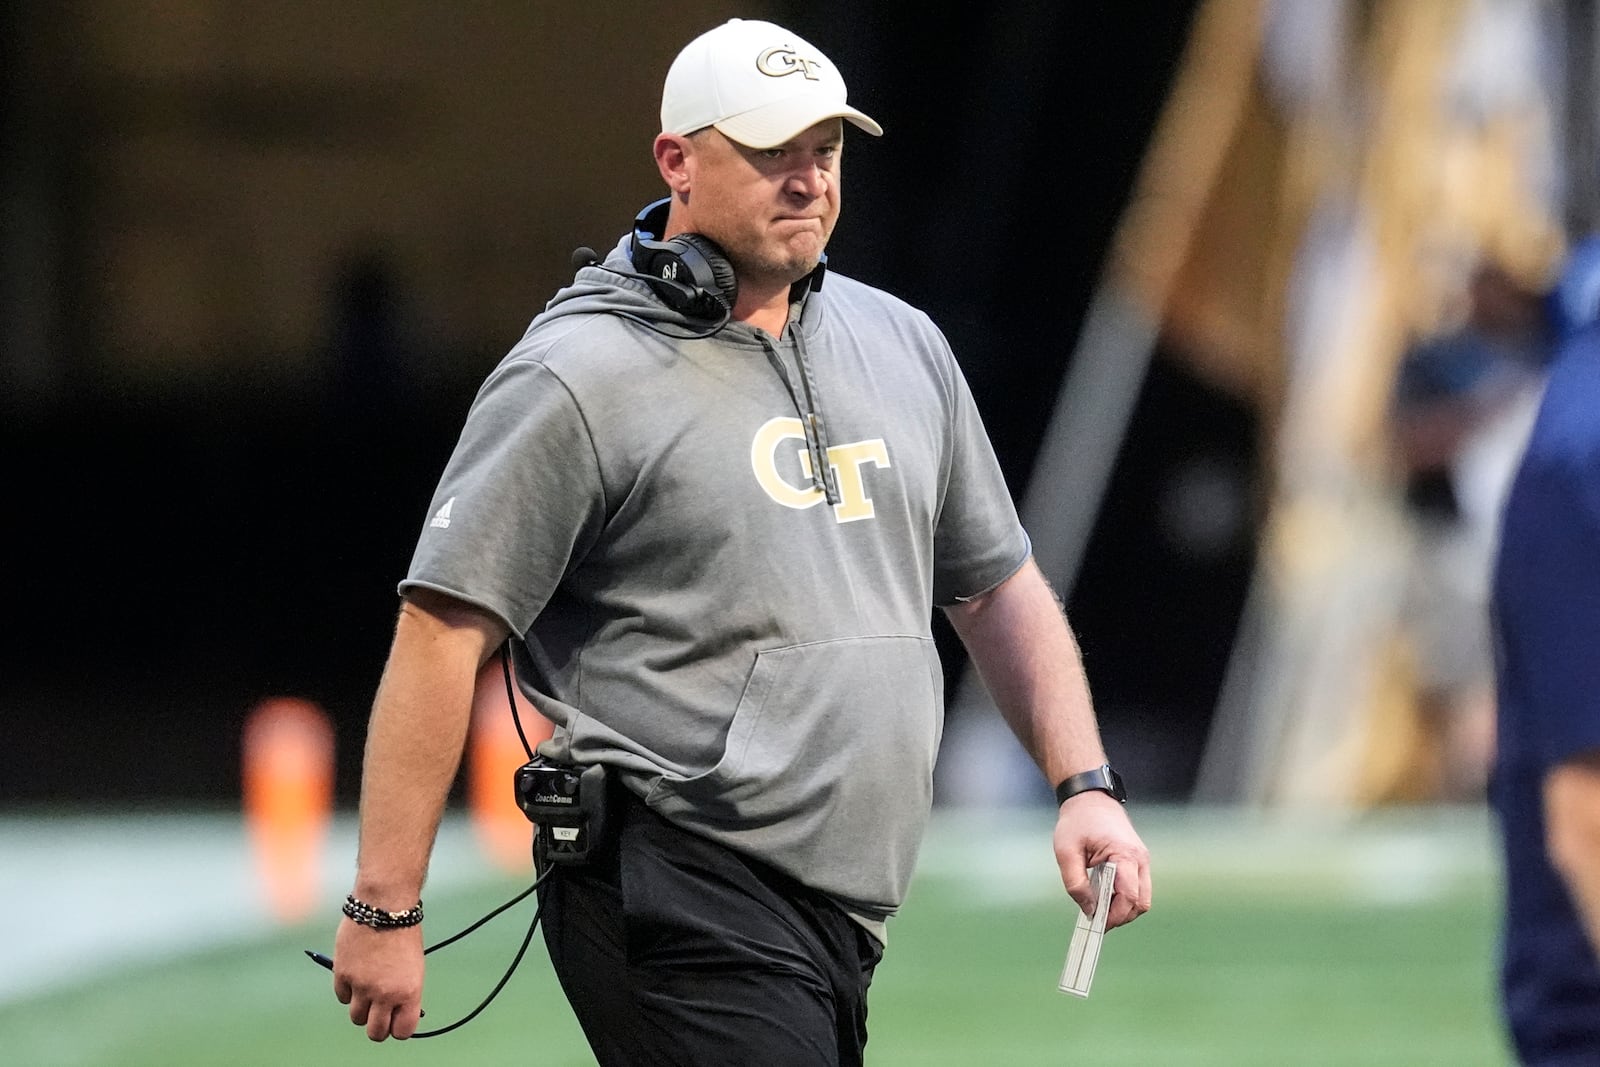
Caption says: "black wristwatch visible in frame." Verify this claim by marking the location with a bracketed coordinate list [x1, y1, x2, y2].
[1054, 763, 1127, 805]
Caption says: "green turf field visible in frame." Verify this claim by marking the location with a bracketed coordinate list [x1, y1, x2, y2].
[1, 805, 1514, 1066]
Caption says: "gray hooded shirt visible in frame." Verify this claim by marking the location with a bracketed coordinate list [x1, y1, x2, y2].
[401, 236, 1030, 927]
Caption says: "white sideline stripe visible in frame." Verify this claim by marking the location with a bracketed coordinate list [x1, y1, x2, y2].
[0, 813, 498, 1006]
[0, 804, 1497, 1006]
[914, 804, 1497, 905]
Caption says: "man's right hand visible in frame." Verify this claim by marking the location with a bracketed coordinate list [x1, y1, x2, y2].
[331, 917, 426, 1041]
[331, 591, 507, 1041]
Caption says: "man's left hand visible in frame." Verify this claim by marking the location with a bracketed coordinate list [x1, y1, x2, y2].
[1052, 791, 1151, 929]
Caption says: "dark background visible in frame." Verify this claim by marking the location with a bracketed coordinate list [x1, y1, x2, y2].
[2, 1, 1257, 807]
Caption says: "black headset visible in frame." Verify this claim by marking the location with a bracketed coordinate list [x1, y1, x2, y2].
[571, 198, 827, 337]
[626, 197, 738, 320]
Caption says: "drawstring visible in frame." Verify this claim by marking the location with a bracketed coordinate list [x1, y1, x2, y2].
[791, 327, 841, 505]
[758, 330, 841, 505]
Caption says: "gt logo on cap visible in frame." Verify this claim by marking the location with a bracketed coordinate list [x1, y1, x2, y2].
[756, 46, 822, 81]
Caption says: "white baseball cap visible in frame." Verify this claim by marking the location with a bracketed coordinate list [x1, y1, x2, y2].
[660, 18, 883, 149]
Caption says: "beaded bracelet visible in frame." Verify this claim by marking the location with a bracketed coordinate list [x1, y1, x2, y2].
[342, 894, 424, 929]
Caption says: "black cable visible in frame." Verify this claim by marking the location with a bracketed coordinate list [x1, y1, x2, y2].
[611, 306, 732, 340]
[411, 865, 555, 1039]
[501, 641, 535, 760]
[423, 865, 553, 956]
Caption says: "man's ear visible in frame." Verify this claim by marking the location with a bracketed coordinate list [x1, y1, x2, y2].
[653, 133, 693, 195]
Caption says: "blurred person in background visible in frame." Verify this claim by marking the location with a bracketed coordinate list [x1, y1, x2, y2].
[1490, 234, 1600, 1064]
[326, 17, 1150, 1062]
[1383, 259, 1552, 802]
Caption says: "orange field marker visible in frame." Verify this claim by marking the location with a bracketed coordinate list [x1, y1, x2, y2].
[468, 651, 554, 873]
[242, 697, 335, 924]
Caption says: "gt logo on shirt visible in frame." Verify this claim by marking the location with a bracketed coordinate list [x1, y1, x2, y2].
[751, 416, 890, 523]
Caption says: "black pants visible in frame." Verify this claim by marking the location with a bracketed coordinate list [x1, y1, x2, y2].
[538, 791, 883, 1066]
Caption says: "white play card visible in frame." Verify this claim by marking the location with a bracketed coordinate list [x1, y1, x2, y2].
[1058, 861, 1116, 998]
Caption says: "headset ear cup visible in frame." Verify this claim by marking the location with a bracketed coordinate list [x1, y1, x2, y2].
[668, 234, 738, 316]
[626, 198, 737, 319]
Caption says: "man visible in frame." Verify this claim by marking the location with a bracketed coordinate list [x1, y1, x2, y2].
[331, 17, 1151, 1062]
[1379, 261, 1549, 803]
[1491, 235, 1600, 1064]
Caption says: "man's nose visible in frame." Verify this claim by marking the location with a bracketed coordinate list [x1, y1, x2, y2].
[787, 163, 828, 198]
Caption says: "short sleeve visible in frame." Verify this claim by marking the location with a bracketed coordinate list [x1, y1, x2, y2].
[930, 357, 1031, 606]
[399, 357, 605, 635]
